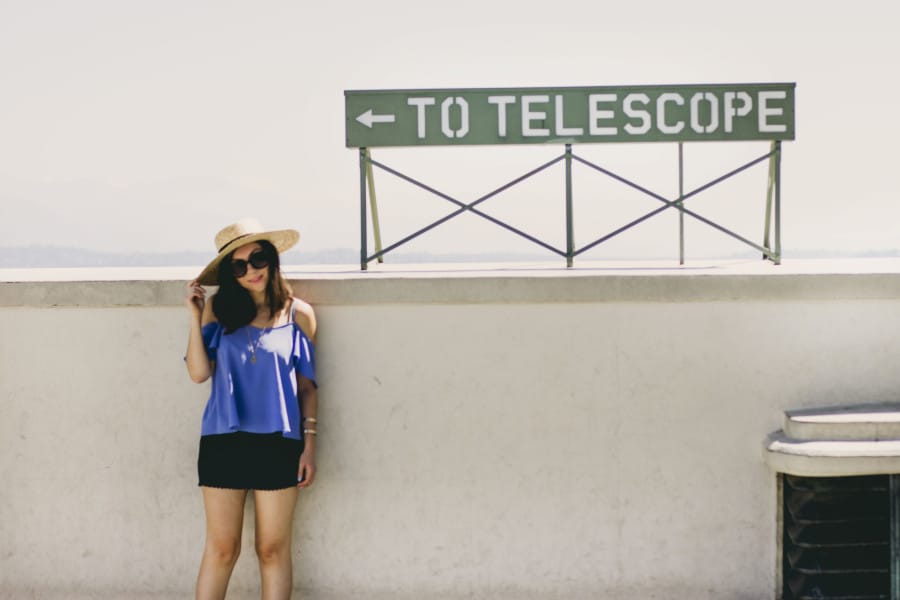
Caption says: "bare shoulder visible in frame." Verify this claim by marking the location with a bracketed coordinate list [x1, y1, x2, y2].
[201, 292, 218, 326]
[291, 297, 317, 342]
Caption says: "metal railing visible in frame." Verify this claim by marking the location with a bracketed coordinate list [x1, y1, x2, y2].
[357, 141, 782, 270]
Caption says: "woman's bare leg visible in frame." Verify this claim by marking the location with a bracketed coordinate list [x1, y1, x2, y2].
[196, 487, 248, 600]
[254, 487, 299, 600]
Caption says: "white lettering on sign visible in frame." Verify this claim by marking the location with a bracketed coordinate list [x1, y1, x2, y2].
[441, 97, 469, 139]
[522, 95, 550, 136]
[554, 95, 583, 136]
[488, 95, 516, 137]
[588, 94, 617, 135]
[354, 87, 790, 144]
[407, 97, 435, 139]
[623, 93, 651, 135]
[724, 91, 752, 133]
[690, 92, 719, 134]
[657, 93, 685, 134]
[758, 91, 787, 133]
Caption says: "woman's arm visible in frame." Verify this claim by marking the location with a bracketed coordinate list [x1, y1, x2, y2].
[294, 297, 318, 487]
[184, 279, 214, 383]
[297, 376, 318, 488]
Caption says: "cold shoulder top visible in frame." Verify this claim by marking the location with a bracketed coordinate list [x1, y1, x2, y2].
[199, 302, 316, 441]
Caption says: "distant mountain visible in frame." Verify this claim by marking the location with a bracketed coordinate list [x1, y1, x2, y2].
[0, 245, 357, 268]
[1, 245, 897, 268]
[0, 245, 548, 268]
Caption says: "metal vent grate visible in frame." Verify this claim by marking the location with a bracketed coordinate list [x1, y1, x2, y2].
[783, 474, 890, 600]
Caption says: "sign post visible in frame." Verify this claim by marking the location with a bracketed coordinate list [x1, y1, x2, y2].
[345, 83, 795, 269]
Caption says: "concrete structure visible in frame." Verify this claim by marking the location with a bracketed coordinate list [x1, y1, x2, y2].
[766, 404, 900, 476]
[2, 259, 900, 599]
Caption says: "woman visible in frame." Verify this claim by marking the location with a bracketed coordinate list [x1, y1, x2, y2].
[184, 218, 318, 600]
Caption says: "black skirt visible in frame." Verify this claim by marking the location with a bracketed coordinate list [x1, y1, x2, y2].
[198, 431, 304, 490]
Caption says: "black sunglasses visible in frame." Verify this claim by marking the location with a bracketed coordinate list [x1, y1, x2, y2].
[231, 249, 270, 278]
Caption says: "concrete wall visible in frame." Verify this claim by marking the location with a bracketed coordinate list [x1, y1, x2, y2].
[2, 262, 900, 599]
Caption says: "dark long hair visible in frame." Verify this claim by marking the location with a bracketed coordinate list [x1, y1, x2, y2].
[212, 240, 293, 333]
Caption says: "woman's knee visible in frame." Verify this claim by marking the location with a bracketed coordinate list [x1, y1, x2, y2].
[205, 535, 241, 565]
[255, 536, 290, 564]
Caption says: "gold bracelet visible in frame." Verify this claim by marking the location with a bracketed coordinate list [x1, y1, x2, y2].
[304, 417, 318, 424]
[303, 428, 318, 435]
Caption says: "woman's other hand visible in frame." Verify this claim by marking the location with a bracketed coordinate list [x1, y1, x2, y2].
[186, 279, 206, 320]
[297, 450, 316, 488]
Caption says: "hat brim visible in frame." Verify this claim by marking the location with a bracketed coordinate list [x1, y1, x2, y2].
[196, 229, 299, 285]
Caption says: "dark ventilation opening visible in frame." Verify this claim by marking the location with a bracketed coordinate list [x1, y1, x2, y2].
[783, 474, 894, 600]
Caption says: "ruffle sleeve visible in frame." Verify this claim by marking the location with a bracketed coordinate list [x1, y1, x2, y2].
[293, 324, 317, 386]
[201, 322, 223, 360]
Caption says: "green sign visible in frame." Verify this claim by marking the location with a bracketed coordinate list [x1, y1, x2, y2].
[345, 83, 795, 148]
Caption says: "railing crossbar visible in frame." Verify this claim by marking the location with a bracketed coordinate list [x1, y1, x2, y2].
[366, 155, 567, 261]
[573, 149, 776, 258]
[359, 144, 781, 268]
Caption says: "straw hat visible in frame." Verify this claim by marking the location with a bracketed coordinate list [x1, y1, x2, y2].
[196, 218, 300, 285]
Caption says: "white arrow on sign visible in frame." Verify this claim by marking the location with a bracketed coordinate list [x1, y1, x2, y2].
[356, 109, 396, 128]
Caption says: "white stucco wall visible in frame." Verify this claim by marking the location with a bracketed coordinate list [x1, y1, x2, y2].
[2, 261, 899, 599]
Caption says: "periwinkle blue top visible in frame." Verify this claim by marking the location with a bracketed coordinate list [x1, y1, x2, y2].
[200, 318, 316, 441]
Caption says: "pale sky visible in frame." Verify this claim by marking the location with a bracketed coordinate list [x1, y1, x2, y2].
[1, 0, 898, 262]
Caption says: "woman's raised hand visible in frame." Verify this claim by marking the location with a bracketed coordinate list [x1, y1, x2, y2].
[185, 279, 206, 319]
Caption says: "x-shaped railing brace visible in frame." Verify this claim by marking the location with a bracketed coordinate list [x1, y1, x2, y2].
[358, 143, 781, 269]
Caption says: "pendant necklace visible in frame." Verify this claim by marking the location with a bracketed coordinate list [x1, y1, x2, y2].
[247, 307, 275, 365]
[246, 326, 269, 364]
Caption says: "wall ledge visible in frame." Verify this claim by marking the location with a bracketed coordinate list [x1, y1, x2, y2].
[765, 402, 900, 476]
[2, 258, 900, 307]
